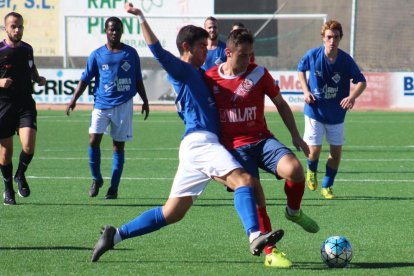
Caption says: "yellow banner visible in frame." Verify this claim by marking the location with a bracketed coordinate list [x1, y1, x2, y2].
[1, 0, 60, 56]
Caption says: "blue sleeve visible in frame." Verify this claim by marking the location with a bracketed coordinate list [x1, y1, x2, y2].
[348, 58, 366, 84]
[148, 41, 189, 81]
[219, 41, 227, 62]
[81, 51, 98, 84]
[297, 52, 310, 72]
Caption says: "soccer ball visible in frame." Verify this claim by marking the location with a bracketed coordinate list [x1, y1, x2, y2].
[321, 235, 353, 268]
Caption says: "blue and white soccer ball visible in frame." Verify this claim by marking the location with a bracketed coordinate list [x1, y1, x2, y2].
[321, 235, 353, 268]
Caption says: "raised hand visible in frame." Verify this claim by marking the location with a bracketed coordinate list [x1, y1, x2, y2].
[124, 2, 143, 16]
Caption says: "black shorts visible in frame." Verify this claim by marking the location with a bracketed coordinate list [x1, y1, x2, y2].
[0, 98, 37, 139]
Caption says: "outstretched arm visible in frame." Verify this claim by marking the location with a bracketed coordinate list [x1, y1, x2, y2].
[125, 2, 158, 45]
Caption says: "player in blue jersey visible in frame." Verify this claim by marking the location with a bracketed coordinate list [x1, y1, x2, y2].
[201, 16, 227, 71]
[66, 17, 149, 200]
[0, 12, 46, 205]
[297, 20, 366, 199]
[89, 3, 285, 263]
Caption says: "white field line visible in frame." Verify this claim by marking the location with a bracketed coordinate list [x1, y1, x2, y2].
[345, 145, 414, 148]
[260, 178, 413, 183]
[40, 147, 178, 152]
[28, 176, 171, 180]
[41, 119, 183, 124]
[36, 157, 178, 160]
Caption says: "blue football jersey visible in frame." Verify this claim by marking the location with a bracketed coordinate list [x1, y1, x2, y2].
[81, 44, 142, 109]
[298, 46, 366, 124]
[148, 42, 219, 139]
[201, 40, 227, 71]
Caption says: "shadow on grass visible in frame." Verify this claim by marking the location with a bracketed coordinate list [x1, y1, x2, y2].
[0, 246, 92, 251]
[19, 201, 324, 208]
[0, 246, 131, 252]
[93, 259, 414, 270]
[288, 261, 414, 270]
[351, 262, 414, 269]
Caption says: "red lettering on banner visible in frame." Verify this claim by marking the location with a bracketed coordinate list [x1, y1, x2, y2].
[279, 75, 302, 90]
[353, 72, 391, 110]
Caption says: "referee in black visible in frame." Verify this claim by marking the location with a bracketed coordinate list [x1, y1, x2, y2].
[0, 12, 46, 205]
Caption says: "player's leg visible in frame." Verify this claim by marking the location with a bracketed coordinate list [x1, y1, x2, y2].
[106, 99, 133, 199]
[91, 137, 203, 263]
[91, 196, 193, 262]
[215, 168, 284, 256]
[105, 140, 124, 199]
[14, 102, 37, 198]
[0, 136, 15, 205]
[320, 145, 342, 199]
[88, 108, 109, 197]
[321, 123, 344, 199]
[277, 154, 319, 233]
[118, 196, 192, 238]
[15, 127, 36, 198]
[303, 116, 324, 190]
[0, 103, 16, 204]
[88, 133, 104, 197]
[184, 131, 283, 256]
[230, 147, 280, 259]
[259, 138, 319, 234]
[307, 145, 322, 189]
[91, 131, 207, 262]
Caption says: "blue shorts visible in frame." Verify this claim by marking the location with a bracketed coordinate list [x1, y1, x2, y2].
[230, 137, 294, 179]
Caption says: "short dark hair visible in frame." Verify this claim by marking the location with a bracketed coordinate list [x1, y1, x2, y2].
[232, 22, 245, 29]
[4, 12, 23, 23]
[176, 25, 209, 55]
[204, 16, 217, 24]
[105, 17, 123, 30]
[226, 28, 254, 48]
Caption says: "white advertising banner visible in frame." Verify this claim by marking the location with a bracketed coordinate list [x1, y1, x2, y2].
[269, 71, 305, 108]
[393, 72, 414, 108]
[61, 0, 214, 57]
[35, 68, 172, 104]
[268, 71, 414, 110]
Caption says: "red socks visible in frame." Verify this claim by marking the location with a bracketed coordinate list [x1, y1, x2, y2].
[284, 180, 305, 211]
[257, 206, 275, 255]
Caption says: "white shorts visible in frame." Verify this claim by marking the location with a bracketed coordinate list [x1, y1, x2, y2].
[89, 99, 133, 142]
[169, 131, 241, 200]
[303, 115, 344, 146]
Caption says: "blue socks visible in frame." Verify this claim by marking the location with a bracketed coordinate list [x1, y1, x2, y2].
[234, 186, 259, 236]
[307, 159, 319, 172]
[88, 146, 102, 181]
[89, 147, 125, 190]
[110, 151, 124, 190]
[117, 187, 259, 241]
[322, 165, 338, 188]
[308, 159, 338, 187]
[119, 207, 167, 240]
